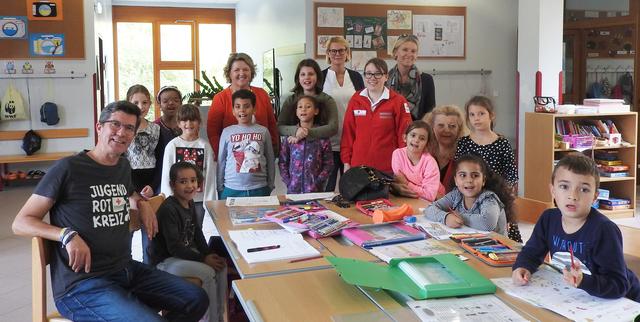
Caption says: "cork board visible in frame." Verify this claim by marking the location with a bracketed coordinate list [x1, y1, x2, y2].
[314, 2, 465, 60]
[0, 0, 84, 59]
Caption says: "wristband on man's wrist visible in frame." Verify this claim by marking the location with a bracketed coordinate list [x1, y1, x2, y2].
[59, 227, 68, 242]
[60, 228, 78, 247]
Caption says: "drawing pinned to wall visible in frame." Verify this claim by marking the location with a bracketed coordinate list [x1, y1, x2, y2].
[387, 10, 412, 30]
[0, 16, 27, 39]
[317, 7, 344, 28]
[387, 35, 399, 56]
[362, 35, 372, 49]
[350, 51, 377, 71]
[27, 0, 63, 21]
[317, 34, 337, 56]
[346, 35, 354, 47]
[29, 33, 64, 56]
[345, 16, 387, 50]
[413, 15, 465, 57]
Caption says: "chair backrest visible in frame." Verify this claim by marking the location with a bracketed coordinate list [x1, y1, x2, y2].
[129, 193, 165, 232]
[32, 236, 49, 322]
[514, 197, 552, 223]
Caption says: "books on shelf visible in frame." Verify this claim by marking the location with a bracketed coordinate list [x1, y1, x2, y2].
[599, 171, 630, 178]
[228, 229, 320, 264]
[599, 204, 632, 210]
[341, 222, 426, 248]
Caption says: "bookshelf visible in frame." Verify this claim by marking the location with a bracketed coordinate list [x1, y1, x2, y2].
[524, 112, 637, 219]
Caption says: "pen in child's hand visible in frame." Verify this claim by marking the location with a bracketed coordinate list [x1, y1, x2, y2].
[569, 243, 577, 284]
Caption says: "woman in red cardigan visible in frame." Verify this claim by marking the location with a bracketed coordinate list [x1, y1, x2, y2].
[207, 53, 278, 159]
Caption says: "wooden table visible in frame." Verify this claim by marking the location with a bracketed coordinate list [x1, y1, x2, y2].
[232, 269, 395, 322]
[206, 200, 333, 279]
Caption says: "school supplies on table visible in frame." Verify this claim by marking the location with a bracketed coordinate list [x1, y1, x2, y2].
[228, 229, 320, 264]
[355, 198, 394, 216]
[407, 294, 529, 322]
[492, 268, 640, 322]
[284, 192, 336, 202]
[368, 239, 462, 263]
[327, 254, 496, 299]
[265, 207, 352, 238]
[228, 207, 278, 226]
[457, 236, 520, 267]
[341, 222, 426, 248]
[413, 217, 490, 240]
[225, 196, 280, 207]
[372, 203, 414, 223]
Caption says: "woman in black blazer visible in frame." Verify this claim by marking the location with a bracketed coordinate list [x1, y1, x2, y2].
[387, 34, 436, 120]
[321, 36, 365, 192]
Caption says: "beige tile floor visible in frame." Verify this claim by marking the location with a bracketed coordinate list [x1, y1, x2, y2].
[5, 177, 624, 321]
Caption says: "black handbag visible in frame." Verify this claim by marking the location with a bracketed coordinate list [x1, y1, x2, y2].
[339, 166, 394, 201]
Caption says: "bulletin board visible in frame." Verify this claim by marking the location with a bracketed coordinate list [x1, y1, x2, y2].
[0, 0, 84, 59]
[314, 2, 465, 62]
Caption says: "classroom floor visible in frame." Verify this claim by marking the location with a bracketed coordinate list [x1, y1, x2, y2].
[2, 177, 634, 321]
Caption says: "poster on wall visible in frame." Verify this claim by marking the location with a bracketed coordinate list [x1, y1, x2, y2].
[317, 7, 343, 28]
[0, 16, 27, 39]
[387, 10, 412, 30]
[317, 34, 337, 56]
[26, 0, 64, 21]
[413, 15, 465, 57]
[345, 16, 387, 51]
[387, 35, 399, 55]
[350, 51, 377, 71]
[29, 33, 65, 56]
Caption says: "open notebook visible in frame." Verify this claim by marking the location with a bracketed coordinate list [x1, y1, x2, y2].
[228, 229, 320, 264]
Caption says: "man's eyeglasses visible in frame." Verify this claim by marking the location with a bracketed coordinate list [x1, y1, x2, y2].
[364, 72, 385, 79]
[103, 120, 136, 134]
[328, 48, 346, 55]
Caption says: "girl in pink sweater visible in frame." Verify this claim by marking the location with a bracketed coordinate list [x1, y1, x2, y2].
[391, 120, 443, 201]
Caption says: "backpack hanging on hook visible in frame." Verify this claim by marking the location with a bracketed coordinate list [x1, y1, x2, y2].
[1, 83, 27, 121]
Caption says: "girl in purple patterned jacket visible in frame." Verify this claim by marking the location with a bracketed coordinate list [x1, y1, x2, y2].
[279, 95, 334, 193]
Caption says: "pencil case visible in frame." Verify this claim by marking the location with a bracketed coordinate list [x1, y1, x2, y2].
[355, 198, 394, 216]
[459, 237, 520, 267]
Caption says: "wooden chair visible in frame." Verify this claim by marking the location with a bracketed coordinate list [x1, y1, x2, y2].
[32, 236, 71, 322]
[514, 197, 553, 224]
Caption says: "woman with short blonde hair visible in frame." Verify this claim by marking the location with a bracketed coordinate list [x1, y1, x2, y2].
[388, 34, 436, 120]
[321, 36, 365, 191]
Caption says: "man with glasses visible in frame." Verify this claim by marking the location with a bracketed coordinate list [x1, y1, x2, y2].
[12, 101, 208, 321]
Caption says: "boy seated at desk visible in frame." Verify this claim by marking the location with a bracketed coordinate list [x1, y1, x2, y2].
[217, 89, 275, 199]
[150, 162, 228, 322]
[512, 153, 640, 302]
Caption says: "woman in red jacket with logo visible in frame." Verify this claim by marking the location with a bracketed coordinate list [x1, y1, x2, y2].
[341, 58, 412, 174]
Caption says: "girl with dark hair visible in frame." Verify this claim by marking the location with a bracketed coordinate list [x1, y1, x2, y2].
[424, 153, 517, 239]
[277, 58, 338, 144]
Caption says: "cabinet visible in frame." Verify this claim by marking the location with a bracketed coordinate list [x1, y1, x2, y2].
[524, 112, 637, 219]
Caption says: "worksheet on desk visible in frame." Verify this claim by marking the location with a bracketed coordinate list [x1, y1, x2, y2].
[413, 217, 490, 240]
[407, 294, 529, 322]
[492, 268, 640, 321]
[228, 229, 320, 264]
[225, 196, 280, 207]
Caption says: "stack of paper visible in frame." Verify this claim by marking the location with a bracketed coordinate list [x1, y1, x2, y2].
[492, 268, 640, 321]
[413, 217, 490, 240]
[228, 229, 320, 264]
[582, 98, 631, 113]
[407, 294, 528, 322]
[368, 239, 461, 263]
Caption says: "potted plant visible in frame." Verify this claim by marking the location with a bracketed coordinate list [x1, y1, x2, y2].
[185, 71, 224, 106]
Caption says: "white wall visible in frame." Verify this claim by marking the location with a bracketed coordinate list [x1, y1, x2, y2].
[305, 0, 518, 141]
[0, 0, 98, 159]
[235, 0, 307, 87]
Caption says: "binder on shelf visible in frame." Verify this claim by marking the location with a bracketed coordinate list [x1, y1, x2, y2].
[327, 254, 496, 299]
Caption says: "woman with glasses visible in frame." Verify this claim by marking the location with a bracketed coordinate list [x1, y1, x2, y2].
[341, 58, 412, 174]
[322, 36, 365, 191]
[207, 53, 278, 159]
[388, 34, 436, 120]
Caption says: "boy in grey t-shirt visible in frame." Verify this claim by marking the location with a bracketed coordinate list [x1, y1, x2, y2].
[217, 89, 275, 199]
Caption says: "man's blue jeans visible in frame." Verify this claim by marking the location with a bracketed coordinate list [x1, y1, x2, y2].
[55, 260, 208, 321]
